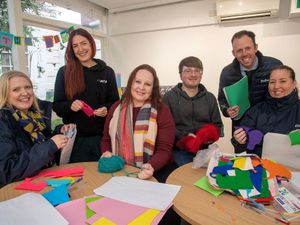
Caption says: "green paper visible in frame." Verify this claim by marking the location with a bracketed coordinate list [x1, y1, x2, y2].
[194, 176, 223, 197]
[223, 76, 250, 120]
[297, 0, 300, 8]
[85, 196, 102, 218]
[288, 130, 300, 145]
[235, 169, 253, 189]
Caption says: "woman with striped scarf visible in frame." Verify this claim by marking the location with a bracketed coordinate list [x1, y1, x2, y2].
[101, 64, 176, 182]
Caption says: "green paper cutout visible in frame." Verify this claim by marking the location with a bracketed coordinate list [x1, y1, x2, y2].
[216, 174, 237, 189]
[86, 196, 102, 218]
[288, 131, 300, 145]
[235, 169, 253, 189]
[194, 176, 223, 197]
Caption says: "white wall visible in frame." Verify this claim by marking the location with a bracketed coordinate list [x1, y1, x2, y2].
[106, 0, 300, 153]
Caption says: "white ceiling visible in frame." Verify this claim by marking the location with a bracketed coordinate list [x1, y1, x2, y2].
[87, 0, 200, 13]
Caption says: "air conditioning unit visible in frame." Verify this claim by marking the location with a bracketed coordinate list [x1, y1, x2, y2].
[216, 0, 280, 22]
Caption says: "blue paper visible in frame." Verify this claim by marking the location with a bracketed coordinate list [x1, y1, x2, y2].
[43, 184, 70, 206]
[46, 179, 71, 187]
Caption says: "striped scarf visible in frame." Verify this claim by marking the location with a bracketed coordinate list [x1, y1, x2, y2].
[10, 107, 46, 144]
[109, 102, 157, 168]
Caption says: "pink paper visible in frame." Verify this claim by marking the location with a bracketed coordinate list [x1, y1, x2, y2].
[86, 197, 148, 225]
[15, 179, 47, 191]
[80, 100, 94, 117]
[56, 198, 86, 225]
[39, 167, 84, 178]
[151, 204, 172, 225]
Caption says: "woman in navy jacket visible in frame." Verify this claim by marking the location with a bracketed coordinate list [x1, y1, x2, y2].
[232, 65, 299, 157]
[0, 71, 73, 187]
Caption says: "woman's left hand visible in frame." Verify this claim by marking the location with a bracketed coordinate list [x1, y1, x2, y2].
[138, 163, 154, 180]
[94, 106, 108, 117]
[60, 123, 76, 134]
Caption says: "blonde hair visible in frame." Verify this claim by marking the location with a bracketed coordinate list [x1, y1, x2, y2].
[0, 70, 40, 111]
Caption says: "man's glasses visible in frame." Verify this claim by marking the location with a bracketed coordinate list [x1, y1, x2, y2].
[182, 69, 203, 75]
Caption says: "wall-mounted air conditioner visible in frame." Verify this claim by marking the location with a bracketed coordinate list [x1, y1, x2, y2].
[216, 0, 280, 22]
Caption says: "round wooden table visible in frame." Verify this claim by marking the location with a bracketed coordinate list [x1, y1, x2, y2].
[0, 162, 149, 202]
[166, 162, 284, 225]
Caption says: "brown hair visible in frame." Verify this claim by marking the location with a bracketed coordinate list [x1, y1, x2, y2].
[64, 28, 96, 100]
[0, 70, 40, 111]
[231, 30, 256, 45]
[121, 64, 162, 109]
[178, 56, 203, 74]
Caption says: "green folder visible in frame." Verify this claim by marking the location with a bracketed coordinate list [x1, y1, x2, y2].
[223, 76, 250, 120]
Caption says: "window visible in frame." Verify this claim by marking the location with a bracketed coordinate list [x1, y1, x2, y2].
[26, 25, 102, 101]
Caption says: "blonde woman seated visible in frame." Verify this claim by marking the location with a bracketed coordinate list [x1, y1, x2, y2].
[0, 71, 73, 187]
[101, 64, 176, 182]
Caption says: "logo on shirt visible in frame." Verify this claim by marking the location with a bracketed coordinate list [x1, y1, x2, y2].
[260, 79, 269, 83]
[97, 79, 107, 83]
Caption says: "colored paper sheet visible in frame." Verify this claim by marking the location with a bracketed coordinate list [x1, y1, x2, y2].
[86, 196, 103, 219]
[223, 76, 250, 120]
[233, 157, 246, 170]
[0, 193, 68, 225]
[194, 176, 223, 197]
[39, 167, 84, 178]
[80, 100, 94, 117]
[127, 208, 160, 225]
[46, 179, 71, 187]
[43, 184, 70, 206]
[288, 130, 300, 145]
[92, 217, 116, 225]
[93, 176, 180, 211]
[56, 197, 86, 224]
[150, 204, 172, 225]
[15, 179, 46, 191]
[86, 197, 148, 225]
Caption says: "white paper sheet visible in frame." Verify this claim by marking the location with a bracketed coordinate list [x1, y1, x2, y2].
[0, 193, 68, 225]
[291, 172, 300, 190]
[262, 132, 300, 169]
[93, 176, 181, 211]
[60, 126, 77, 165]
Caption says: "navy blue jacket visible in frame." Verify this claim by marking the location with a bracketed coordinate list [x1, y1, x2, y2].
[218, 51, 282, 118]
[232, 91, 300, 156]
[0, 108, 58, 187]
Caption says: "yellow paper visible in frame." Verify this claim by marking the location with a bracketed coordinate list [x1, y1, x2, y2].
[92, 217, 116, 225]
[58, 177, 76, 183]
[233, 157, 246, 169]
[127, 209, 160, 225]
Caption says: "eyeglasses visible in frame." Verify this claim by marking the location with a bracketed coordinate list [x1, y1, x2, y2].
[182, 69, 203, 75]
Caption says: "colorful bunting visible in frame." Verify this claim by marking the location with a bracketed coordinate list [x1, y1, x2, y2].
[60, 30, 69, 43]
[0, 26, 74, 49]
[0, 31, 14, 48]
[43, 35, 54, 48]
[14, 36, 22, 45]
[54, 34, 61, 43]
[25, 37, 33, 46]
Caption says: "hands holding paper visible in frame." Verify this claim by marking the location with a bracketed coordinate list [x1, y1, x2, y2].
[233, 128, 247, 144]
[51, 134, 69, 149]
[71, 100, 107, 117]
[227, 106, 240, 119]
